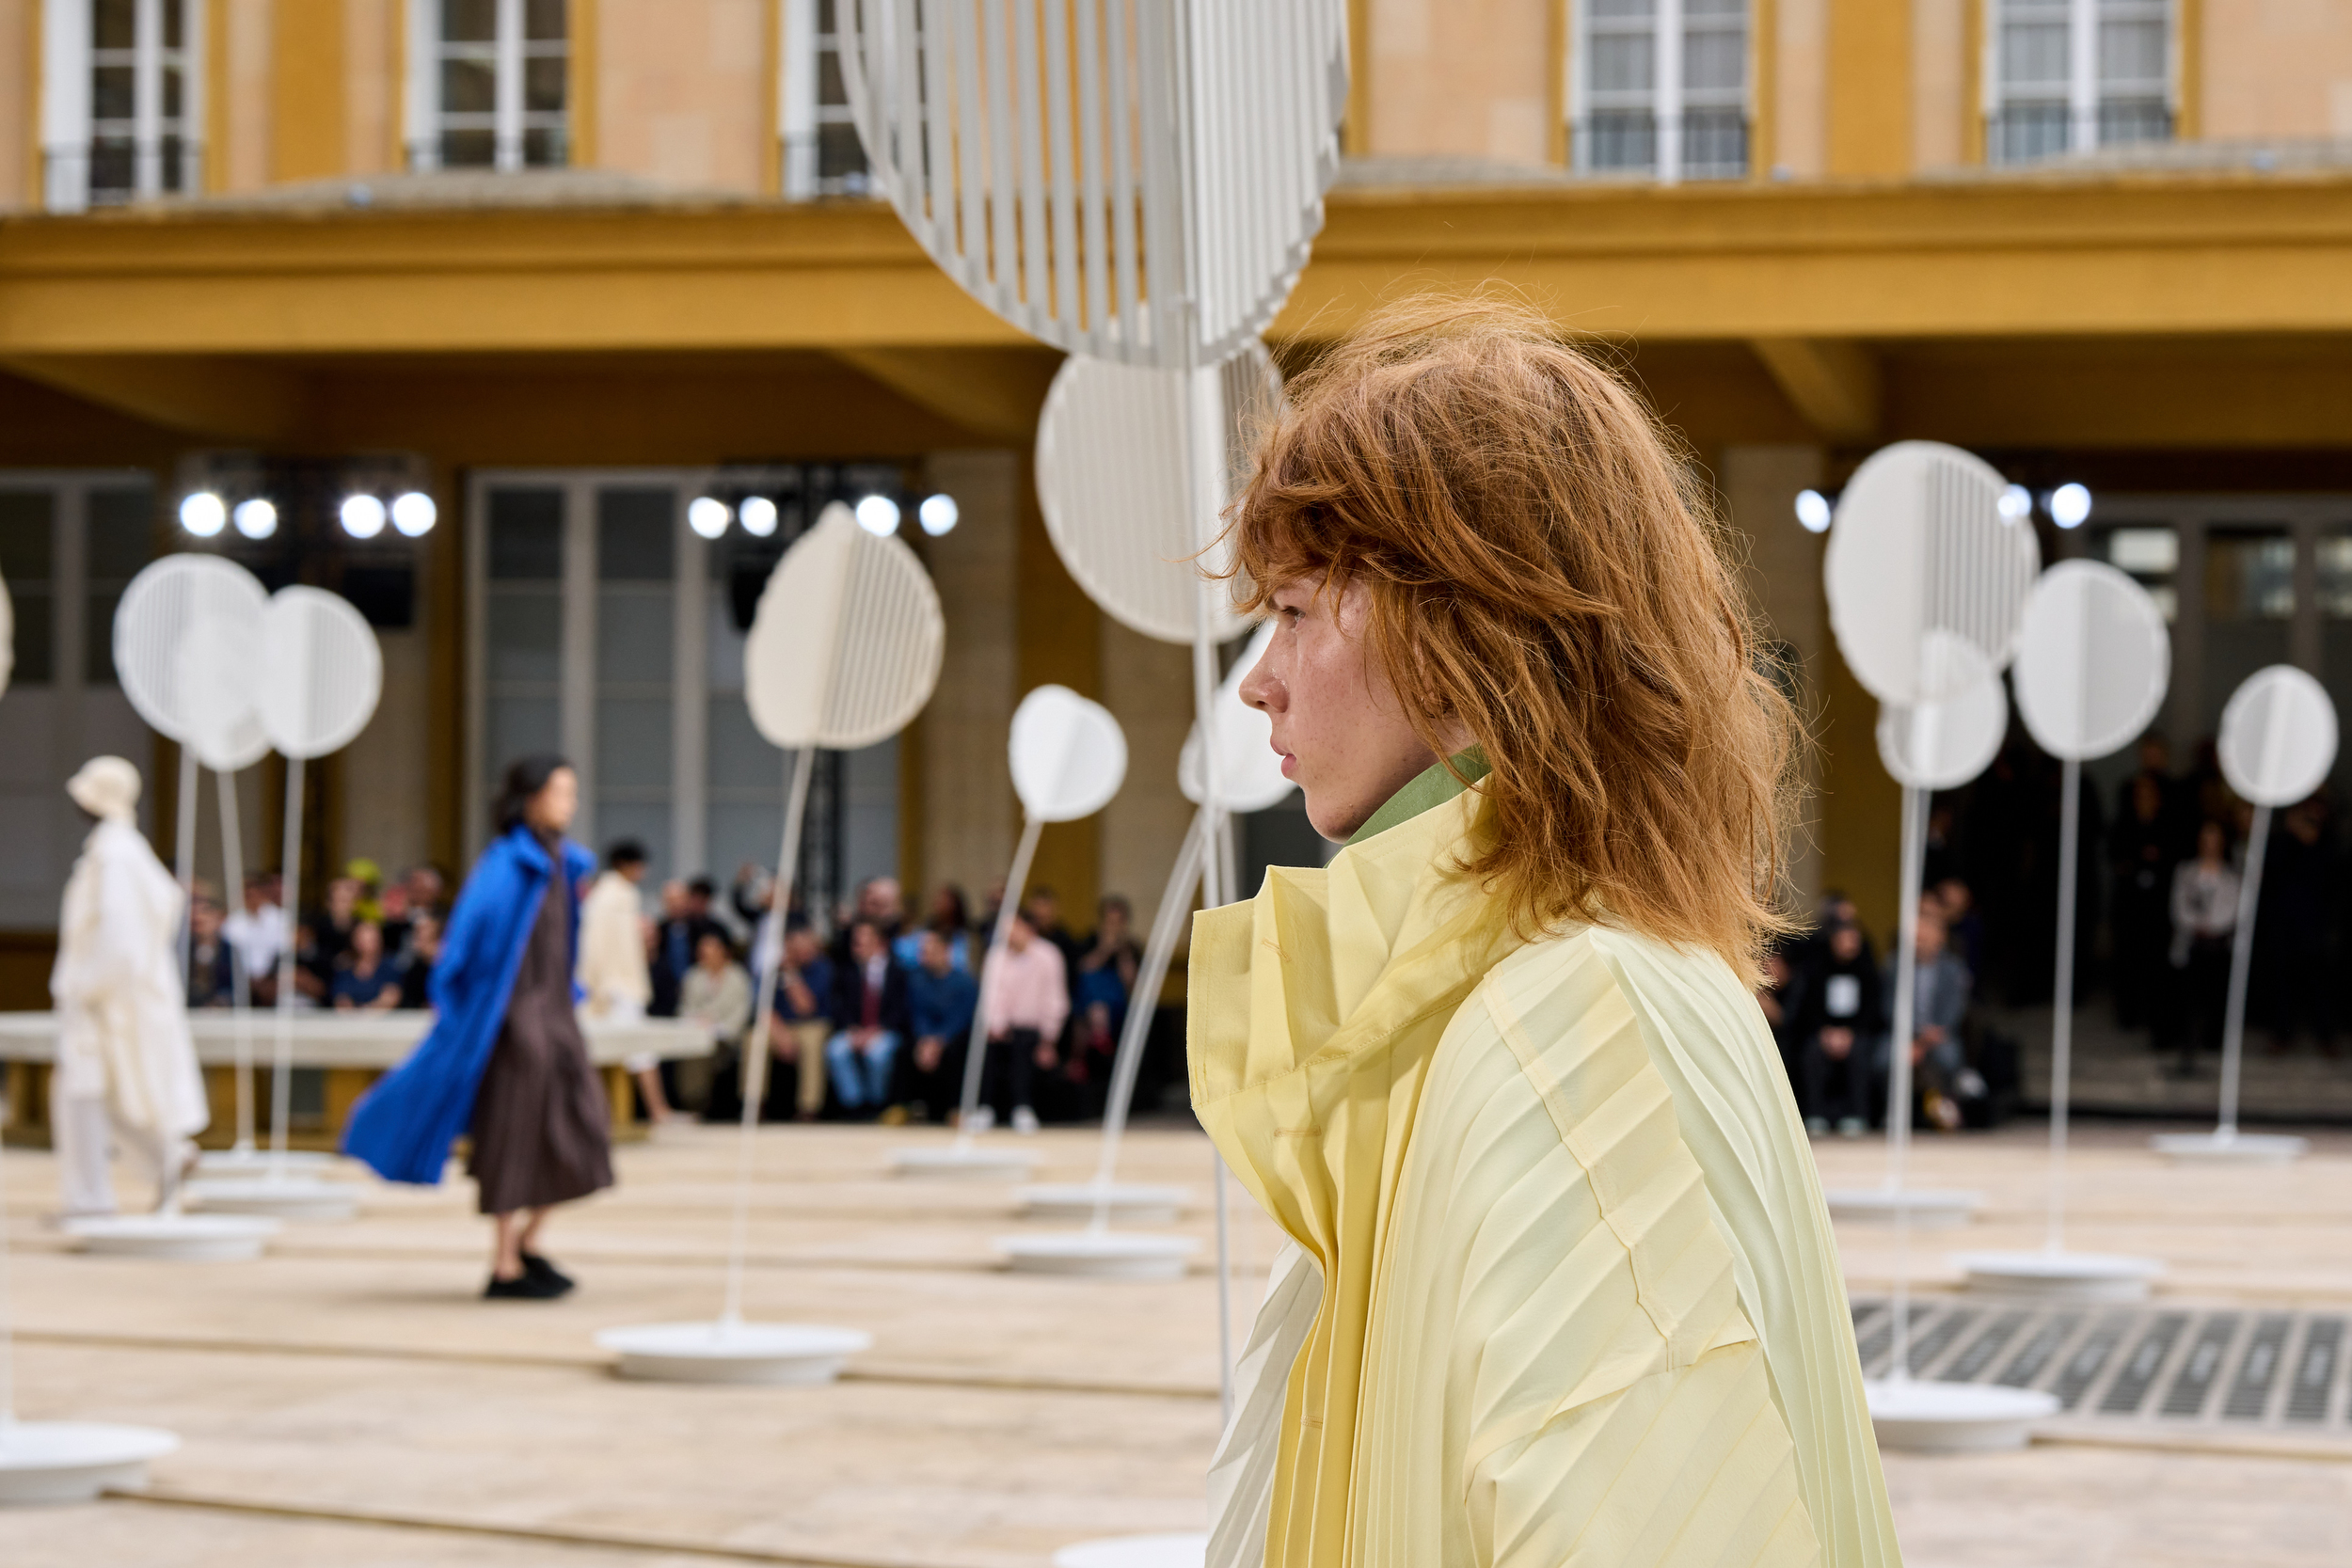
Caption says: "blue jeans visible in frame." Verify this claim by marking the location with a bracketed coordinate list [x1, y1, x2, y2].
[825, 1030, 901, 1109]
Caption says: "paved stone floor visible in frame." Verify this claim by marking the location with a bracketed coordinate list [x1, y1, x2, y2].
[4, 1118, 2349, 1565]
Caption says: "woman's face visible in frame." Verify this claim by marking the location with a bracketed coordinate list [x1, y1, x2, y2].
[1239, 576, 1451, 842]
[527, 768, 580, 834]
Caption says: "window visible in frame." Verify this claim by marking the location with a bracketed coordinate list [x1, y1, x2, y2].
[1989, 0, 2171, 164]
[2100, 524, 2179, 622]
[780, 0, 871, 198]
[1574, 0, 1748, 183]
[407, 0, 569, 172]
[40, 0, 204, 212]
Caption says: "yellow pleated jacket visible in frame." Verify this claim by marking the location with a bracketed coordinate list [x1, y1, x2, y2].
[1189, 792, 1900, 1568]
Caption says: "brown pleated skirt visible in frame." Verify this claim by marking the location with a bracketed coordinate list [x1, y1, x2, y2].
[468, 861, 614, 1215]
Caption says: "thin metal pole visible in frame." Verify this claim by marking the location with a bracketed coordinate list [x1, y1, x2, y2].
[2217, 803, 2272, 1140]
[1089, 809, 1209, 1231]
[2046, 757, 2080, 1254]
[722, 744, 816, 1329]
[954, 814, 1045, 1144]
[269, 754, 306, 1178]
[0, 1037, 15, 1425]
[1884, 784, 1926, 1384]
[175, 746, 199, 977]
[217, 768, 256, 1154]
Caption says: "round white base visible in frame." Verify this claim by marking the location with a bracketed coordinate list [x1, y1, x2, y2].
[1865, 1379, 2059, 1453]
[595, 1322, 872, 1386]
[890, 1146, 1041, 1181]
[1053, 1533, 1208, 1568]
[1954, 1249, 2165, 1301]
[1823, 1189, 1983, 1229]
[1017, 1183, 1190, 1226]
[998, 1232, 1200, 1280]
[184, 1176, 359, 1222]
[196, 1148, 336, 1176]
[2150, 1131, 2308, 1164]
[62, 1213, 278, 1261]
[0, 1422, 179, 1506]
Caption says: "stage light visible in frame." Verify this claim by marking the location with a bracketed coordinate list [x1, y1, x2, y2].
[739, 496, 778, 537]
[340, 494, 387, 539]
[2050, 483, 2092, 530]
[1999, 484, 2033, 522]
[688, 497, 731, 539]
[917, 493, 959, 537]
[180, 491, 227, 537]
[855, 495, 900, 537]
[1794, 489, 1832, 534]
[390, 491, 437, 536]
[232, 499, 278, 540]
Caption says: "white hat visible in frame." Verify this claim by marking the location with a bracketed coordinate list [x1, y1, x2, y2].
[67, 755, 141, 822]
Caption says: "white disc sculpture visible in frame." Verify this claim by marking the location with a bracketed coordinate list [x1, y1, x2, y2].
[598, 500, 939, 1385]
[1957, 562, 2169, 1301]
[183, 586, 382, 1226]
[1053, 1533, 1209, 1568]
[83, 557, 282, 1259]
[1824, 441, 2057, 1451]
[0, 718, 183, 1499]
[2150, 665, 2338, 1166]
[897, 685, 1127, 1185]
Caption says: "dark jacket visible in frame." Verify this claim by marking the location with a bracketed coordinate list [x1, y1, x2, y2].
[908, 964, 978, 1044]
[827, 953, 911, 1037]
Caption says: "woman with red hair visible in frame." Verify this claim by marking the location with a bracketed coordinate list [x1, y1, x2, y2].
[1193, 298, 1898, 1567]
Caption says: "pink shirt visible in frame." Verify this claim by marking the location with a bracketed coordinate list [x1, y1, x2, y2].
[981, 939, 1069, 1039]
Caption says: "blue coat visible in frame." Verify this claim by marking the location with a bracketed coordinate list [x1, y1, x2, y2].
[342, 825, 595, 1184]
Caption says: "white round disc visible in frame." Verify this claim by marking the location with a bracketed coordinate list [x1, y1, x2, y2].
[1179, 621, 1292, 813]
[2150, 1130, 2309, 1164]
[62, 1212, 278, 1261]
[112, 554, 270, 742]
[256, 587, 383, 760]
[997, 1232, 1200, 1280]
[890, 1146, 1041, 1180]
[1821, 1188, 1982, 1228]
[0, 1421, 179, 1506]
[183, 1175, 360, 1222]
[2013, 561, 2170, 762]
[1017, 1183, 1190, 1227]
[1954, 1249, 2163, 1301]
[1053, 1534, 1209, 1568]
[1010, 685, 1128, 824]
[1864, 1379, 2058, 1453]
[174, 612, 272, 771]
[596, 1321, 871, 1385]
[1036, 347, 1276, 645]
[1825, 442, 2040, 705]
[2217, 665, 2337, 807]
[744, 501, 946, 750]
[1875, 641, 2008, 790]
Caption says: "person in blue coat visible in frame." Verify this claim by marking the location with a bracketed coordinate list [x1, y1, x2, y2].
[344, 754, 612, 1299]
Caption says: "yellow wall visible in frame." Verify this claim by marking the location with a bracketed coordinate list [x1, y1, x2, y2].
[2202, 0, 2352, 139]
[1827, 0, 1911, 177]
[1364, 0, 1554, 165]
[273, 0, 348, 182]
[0, 0, 28, 209]
[593, 0, 771, 190]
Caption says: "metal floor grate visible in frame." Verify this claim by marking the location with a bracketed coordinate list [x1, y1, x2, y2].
[1850, 1298, 2352, 1434]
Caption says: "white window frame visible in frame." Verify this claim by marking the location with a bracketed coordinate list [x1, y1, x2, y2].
[41, 0, 206, 213]
[778, 0, 869, 199]
[405, 0, 569, 173]
[1984, 0, 2174, 164]
[1567, 0, 1748, 185]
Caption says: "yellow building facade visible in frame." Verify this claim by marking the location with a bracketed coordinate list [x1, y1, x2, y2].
[1, 0, 2351, 995]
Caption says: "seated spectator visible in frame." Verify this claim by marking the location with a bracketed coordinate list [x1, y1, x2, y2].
[398, 913, 441, 1008]
[297, 876, 362, 1002]
[825, 920, 909, 1119]
[186, 890, 235, 1008]
[680, 929, 753, 1054]
[653, 877, 727, 1018]
[1930, 877, 1983, 979]
[1902, 908, 1982, 1131]
[763, 927, 834, 1121]
[377, 880, 413, 958]
[2169, 818, 2240, 1078]
[1755, 942, 1801, 1086]
[223, 872, 284, 1005]
[1068, 895, 1140, 1100]
[329, 920, 403, 1011]
[403, 864, 447, 923]
[898, 882, 973, 973]
[1796, 919, 1883, 1136]
[975, 910, 1068, 1134]
[904, 927, 978, 1123]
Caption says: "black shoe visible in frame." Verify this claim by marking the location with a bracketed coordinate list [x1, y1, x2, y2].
[485, 1270, 570, 1300]
[521, 1252, 574, 1290]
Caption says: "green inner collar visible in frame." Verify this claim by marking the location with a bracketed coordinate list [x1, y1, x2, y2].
[1347, 748, 1491, 846]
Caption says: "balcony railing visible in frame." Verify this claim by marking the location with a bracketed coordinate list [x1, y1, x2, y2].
[1576, 110, 1749, 182]
[42, 140, 204, 213]
[1988, 101, 2174, 165]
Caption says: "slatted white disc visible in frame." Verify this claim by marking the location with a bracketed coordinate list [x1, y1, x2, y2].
[2217, 665, 2338, 807]
[2012, 562, 2169, 763]
[113, 554, 270, 742]
[745, 502, 946, 750]
[1010, 685, 1127, 823]
[1179, 620, 1292, 812]
[1826, 442, 2040, 705]
[1876, 638, 2007, 791]
[839, 0, 1346, 369]
[1037, 344, 1277, 644]
[175, 613, 272, 771]
[255, 588, 383, 760]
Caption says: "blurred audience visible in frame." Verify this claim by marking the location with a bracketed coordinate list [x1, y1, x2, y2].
[825, 919, 909, 1120]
